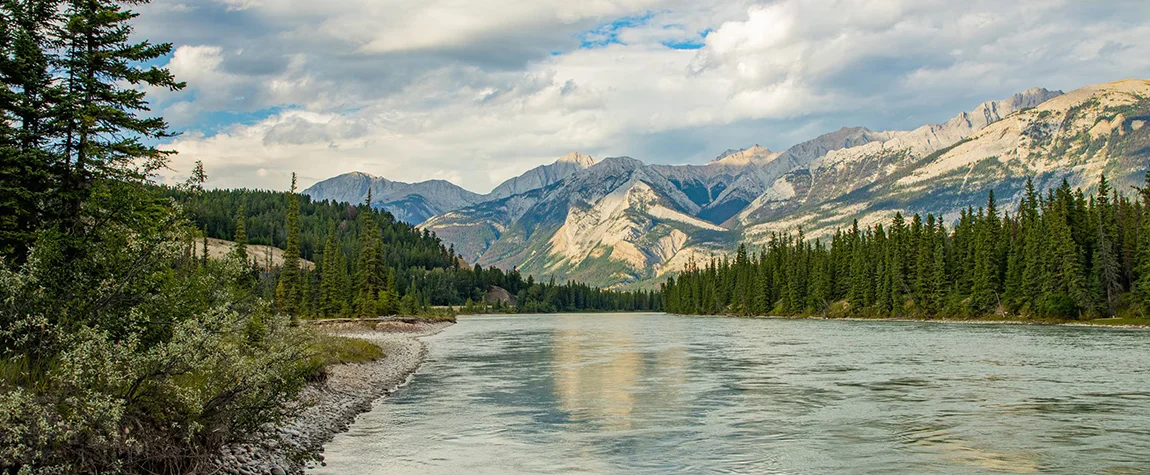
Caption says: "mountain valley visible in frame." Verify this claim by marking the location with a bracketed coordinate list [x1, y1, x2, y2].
[305, 79, 1150, 288]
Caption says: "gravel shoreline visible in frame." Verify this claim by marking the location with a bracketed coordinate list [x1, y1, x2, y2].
[209, 320, 453, 475]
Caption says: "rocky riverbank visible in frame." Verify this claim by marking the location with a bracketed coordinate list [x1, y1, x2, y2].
[209, 320, 453, 475]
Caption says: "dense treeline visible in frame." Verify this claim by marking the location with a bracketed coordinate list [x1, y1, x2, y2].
[161, 186, 458, 270]
[665, 175, 1150, 320]
[166, 186, 662, 316]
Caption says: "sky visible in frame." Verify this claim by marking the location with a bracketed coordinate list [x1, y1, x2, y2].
[136, 0, 1150, 193]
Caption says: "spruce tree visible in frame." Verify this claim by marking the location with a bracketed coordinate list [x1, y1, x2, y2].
[355, 192, 383, 317]
[847, 221, 869, 312]
[1090, 175, 1122, 316]
[56, 0, 184, 229]
[928, 222, 949, 315]
[0, 0, 61, 260]
[201, 224, 209, 266]
[1136, 206, 1150, 309]
[1134, 173, 1150, 310]
[912, 214, 932, 310]
[971, 198, 1000, 312]
[1048, 210, 1089, 318]
[319, 221, 341, 316]
[379, 269, 399, 315]
[277, 173, 303, 317]
[1002, 220, 1024, 313]
[230, 204, 248, 263]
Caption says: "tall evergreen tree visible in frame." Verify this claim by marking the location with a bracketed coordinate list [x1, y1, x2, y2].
[55, 0, 183, 230]
[355, 191, 383, 316]
[0, 0, 62, 260]
[971, 192, 1001, 311]
[319, 221, 340, 316]
[928, 225, 949, 315]
[230, 204, 248, 263]
[276, 173, 303, 317]
[1136, 205, 1150, 310]
[1090, 175, 1122, 316]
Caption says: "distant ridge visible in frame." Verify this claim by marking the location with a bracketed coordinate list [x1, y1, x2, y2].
[317, 80, 1150, 290]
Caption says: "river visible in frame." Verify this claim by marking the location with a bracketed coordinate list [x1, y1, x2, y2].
[314, 313, 1150, 474]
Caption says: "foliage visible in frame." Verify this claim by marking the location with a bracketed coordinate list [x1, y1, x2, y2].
[0, 1, 326, 472]
[0, 190, 318, 473]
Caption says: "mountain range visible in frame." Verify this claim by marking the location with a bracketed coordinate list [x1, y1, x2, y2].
[304, 79, 1150, 288]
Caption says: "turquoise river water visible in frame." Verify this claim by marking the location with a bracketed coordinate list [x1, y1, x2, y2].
[314, 313, 1150, 474]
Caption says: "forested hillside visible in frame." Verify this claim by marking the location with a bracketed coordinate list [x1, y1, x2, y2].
[665, 175, 1150, 321]
[165, 186, 662, 315]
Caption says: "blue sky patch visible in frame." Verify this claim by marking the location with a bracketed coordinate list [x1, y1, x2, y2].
[187, 106, 294, 138]
[577, 12, 655, 49]
[662, 28, 711, 50]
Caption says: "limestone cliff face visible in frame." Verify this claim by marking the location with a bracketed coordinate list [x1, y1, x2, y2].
[734, 87, 1065, 230]
[742, 80, 1147, 243]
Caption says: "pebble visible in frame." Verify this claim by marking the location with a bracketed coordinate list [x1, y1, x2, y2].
[206, 322, 452, 475]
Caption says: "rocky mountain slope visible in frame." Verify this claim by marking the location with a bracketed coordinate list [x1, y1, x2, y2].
[487, 152, 596, 201]
[734, 87, 1065, 233]
[317, 79, 1149, 289]
[303, 153, 595, 224]
[740, 80, 1144, 241]
[302, 172, 483, 224]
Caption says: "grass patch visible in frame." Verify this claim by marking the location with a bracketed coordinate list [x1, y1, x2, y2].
[304, 333, 385, 381]
[314, 334, 385, 365]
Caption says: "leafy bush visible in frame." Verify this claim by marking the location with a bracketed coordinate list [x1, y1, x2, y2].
[0, 187, 317, 474]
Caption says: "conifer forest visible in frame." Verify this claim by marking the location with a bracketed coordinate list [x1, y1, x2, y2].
[665, 176, 1150, 321]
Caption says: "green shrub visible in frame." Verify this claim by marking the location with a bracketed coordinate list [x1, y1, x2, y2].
[0, 199, 317, 474]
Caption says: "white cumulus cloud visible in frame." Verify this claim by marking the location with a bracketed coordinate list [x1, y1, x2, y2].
[139, 0, 1150, 192]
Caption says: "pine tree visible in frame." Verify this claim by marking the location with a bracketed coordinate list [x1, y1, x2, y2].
[56, 0, 184, 229]
[230, 204, 248, 263]
[1136, 205, 1150, 309]
[319, 221, 341, 316]
[1090, 175, 1122, 316]
[928, 222, 949, 315]
[355, 191, 383, 317]
[277, 173, 303, 317]
[0, 0, 62, 261]
[970, 193, 1001, 312]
